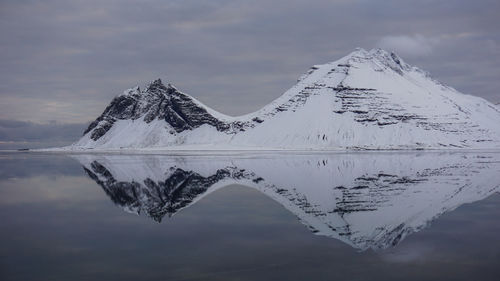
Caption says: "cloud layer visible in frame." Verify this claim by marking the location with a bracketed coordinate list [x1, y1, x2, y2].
[0, 119, 86, 149]
[377, 35, 440, 57]
[0, 0, 499, 138]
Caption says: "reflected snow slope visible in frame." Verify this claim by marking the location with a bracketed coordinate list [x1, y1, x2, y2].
[74, 152, 500, 251]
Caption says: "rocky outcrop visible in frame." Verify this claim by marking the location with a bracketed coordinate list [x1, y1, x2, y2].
[83, 79, 262, 141]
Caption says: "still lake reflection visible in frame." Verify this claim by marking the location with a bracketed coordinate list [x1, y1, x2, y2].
[1, 151, 500, 280]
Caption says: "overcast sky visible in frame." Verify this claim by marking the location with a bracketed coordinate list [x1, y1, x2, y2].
[1, 0, 499, 146]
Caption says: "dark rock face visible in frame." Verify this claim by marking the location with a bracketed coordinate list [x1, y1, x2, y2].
[84, 79, 256, 141]
[329, 85, 428, 127]
[84, 160, 233, 221]
[159, 86, 230, 133]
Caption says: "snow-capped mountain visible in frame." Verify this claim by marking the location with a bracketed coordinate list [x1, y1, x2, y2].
[74, 152, 500, 250]
[71, 48, 500, 150]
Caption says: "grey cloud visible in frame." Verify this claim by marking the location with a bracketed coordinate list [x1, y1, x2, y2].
[377, 35, 440, 57]
[0, 0, 499, 127]
[0, 119, 87, 149]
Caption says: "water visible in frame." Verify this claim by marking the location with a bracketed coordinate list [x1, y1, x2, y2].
[1, 151, 500, 281]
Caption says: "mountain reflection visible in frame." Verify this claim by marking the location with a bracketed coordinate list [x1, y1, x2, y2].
[74, 152, 500, 251]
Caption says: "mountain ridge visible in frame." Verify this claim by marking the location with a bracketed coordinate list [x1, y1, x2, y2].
[65, 48, 500, 150]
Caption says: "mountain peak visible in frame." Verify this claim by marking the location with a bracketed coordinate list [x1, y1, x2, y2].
[349, 47, 398, 59]
[346, 48, 405, 65]
[146, 78, 168, 91]
[351, 47, 369, 56]
[144, 78, 180, 96]
[150, 78, 163, 85]
[346, 48, 410, 75]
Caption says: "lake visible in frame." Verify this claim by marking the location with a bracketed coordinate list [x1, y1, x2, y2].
[1, 151, 500, 280]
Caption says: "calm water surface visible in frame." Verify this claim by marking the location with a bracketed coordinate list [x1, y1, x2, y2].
[1, 152, 500, 281]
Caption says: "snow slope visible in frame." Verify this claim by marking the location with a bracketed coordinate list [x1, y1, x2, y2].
[74, 151, 500, 250]
[68, 48, 500, 150]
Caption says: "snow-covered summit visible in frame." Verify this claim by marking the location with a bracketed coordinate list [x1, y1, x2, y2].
[69, 48, 500, 150]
